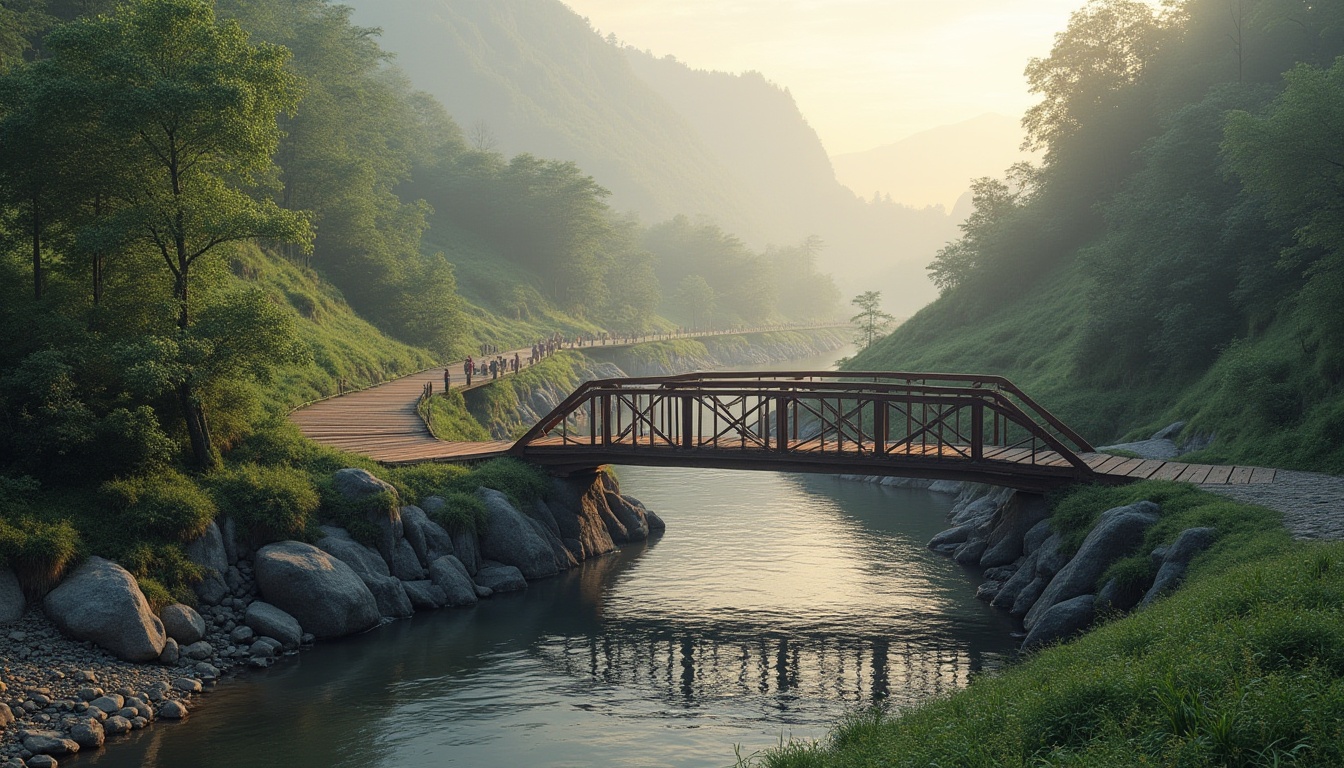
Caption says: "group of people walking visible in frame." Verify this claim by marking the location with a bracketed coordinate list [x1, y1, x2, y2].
[449, 334, 567, 389]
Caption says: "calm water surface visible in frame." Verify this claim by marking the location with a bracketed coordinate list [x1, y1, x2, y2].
[75, 350, 1019, 768]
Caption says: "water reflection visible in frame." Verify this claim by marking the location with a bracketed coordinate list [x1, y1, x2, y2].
[73, 467, 1017, 768]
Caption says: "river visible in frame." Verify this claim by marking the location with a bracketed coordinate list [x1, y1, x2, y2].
[73, 346, 1019, 768]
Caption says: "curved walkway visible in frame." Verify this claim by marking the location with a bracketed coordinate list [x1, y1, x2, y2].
[1203, 470, 1344, 540]
[289, 325, 848, 464]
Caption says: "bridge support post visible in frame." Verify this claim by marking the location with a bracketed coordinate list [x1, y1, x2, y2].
[681, 396, 693, 449]
[971, 401, 983, 461]
[601, 394, 612, 447]
[873, 399, 887, 455]
[775, 397, 788, 452]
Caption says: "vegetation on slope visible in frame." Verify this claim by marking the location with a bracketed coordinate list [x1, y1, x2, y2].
[851, 0, 1344, 474]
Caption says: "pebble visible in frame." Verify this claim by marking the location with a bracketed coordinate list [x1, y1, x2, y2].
[157, 700, 188, 720]
[26, 756, 58, 768]
[171, 679, 202, 694]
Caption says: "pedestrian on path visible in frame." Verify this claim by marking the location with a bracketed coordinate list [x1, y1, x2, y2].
[443, 367, 451, 392]
[464, 357, 473, 386]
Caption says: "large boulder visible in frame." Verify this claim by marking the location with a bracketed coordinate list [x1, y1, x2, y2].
[477, 489, 559, 580]
[389, 539, 425, 581]
[413, 500, 459, 562]
[1024, 502, 1160, 630]
[601, 488, 649, 542]
[1140, 527, 1216, 607]
[185, 521, 229, 606]
[315, 527, 391, 579]
[366, 574, 415, 619]
[548, 474, 617, 560]
[244, 601, 302, 648]
[475, 564, 527, 593]
[991, 549, 1040, 611]
[428, 556, 478, 607]
[1021, 594, 1096, 652]
[158, 604, 206, 645]
[980, 493, 1050, 568]
[402, 580, 447, 610]
[401, 505, 456, 566]
[330, 468, 402, 563]
[451, 529, 481, 576]
[254, 541, 380, 638]
[43, 557, 166, 662]
[0, 567, 23, 624]
[928, 523, 976, 554]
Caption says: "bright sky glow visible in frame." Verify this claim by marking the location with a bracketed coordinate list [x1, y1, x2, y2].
[561, 0, 1144, 155]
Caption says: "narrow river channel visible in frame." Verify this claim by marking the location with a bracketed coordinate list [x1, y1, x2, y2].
[73, 347, 1019, 768]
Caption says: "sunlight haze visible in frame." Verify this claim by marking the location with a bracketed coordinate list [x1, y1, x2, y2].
[562, 0, 1138, 155]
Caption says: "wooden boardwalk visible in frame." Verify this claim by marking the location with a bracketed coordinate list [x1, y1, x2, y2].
[292, 365, 1276, 489]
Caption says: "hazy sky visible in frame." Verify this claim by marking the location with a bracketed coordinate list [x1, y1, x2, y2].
[561, 0, 1132, 155]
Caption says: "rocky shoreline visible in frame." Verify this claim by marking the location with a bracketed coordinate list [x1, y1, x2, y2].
[0, 467, 662, 766]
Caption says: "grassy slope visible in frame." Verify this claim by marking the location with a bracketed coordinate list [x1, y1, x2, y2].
[848, 257, 1344, 473]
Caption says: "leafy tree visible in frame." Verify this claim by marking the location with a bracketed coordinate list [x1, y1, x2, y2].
[850, 291, 894, 350]
[674, 275, 716, 330]
[44, 0, 312, 468]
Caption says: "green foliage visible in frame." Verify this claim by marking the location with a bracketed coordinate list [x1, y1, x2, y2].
[314, 476, 394, 548]
[209, 463, 320, 544]
[0, 512, 80, 596]
[418, 389, 490, 442]
[427, 491, 487, 535]
[100, 470, 217, 543]
[122, 542, 202, 607]
[849, 291, 894, 350]
[453, 459, 552, 508]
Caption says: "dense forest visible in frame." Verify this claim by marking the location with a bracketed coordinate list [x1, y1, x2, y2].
[0, 0, 842, 600]
[854, 0, 1344, 473]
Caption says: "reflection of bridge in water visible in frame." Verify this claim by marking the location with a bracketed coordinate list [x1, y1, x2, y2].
[533, 619, 1004, 710]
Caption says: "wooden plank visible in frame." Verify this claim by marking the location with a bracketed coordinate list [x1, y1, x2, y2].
[1092, 454, 1132, 474]
[1203, 465, 1234, 485]
[1109, 458, 1148, 478]
[1129, 459, 1166, 479]
[1249, 467, 1277, 484]
[1174, 464, 1206, 483]
[1149, 462, 1188, 481]
[1185, 464, 1215, 484]
[1229, 466, 1255, 484]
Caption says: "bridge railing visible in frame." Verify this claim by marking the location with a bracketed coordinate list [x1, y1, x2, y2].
[513, 372, 1097, 480]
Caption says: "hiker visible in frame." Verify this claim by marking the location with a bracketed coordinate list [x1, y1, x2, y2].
[514, 352, 521, 372]
[443, 367, 451, 392]
[464, 357, 473, 386]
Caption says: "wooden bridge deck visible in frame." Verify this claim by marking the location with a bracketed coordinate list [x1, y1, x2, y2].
[291, 364, 1276, 488]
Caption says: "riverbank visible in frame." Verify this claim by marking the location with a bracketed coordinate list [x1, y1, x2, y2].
[745, 474, 1344, 767]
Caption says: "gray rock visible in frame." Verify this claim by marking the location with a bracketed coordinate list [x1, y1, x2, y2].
[975, 581, 1000, 601]
[229, 625, 255, 645]
[1022, 594, 1096, 652]
[194, 662, 220, 680]
[927, 524, 976, 551]
[171, 678, 202, 694]
[254, 541, 379, 639]
[401, 580, 447, 610]
[428, 556, 478, 607]
[951, 537, 988, 566]
[389, 539, 425, 581]
[474, 584, 493, 598]
[157, 637, 179, 665]
[27, 756, 58, 768]
[69, 719, 104, 749]
[158, 700, 188, 719]
[1097, 577, 1146, 614]
[601, 489, 650, 542]
[181, 641, 213, 661]
[220, 515, 240, 565]
[0, 567, 23, 624]
[527, 516, 578, 571]
[475, 565, 527, 593]
[1140, 527, 1216, 607]
[1151, 421, 1186, 441]
[89, 694, 123, 715]
[450, 529, 481, 576]
[330, 469, 402, 563]
[1011, 575, 1048, 617]
[1024, 502, 1160, 630]
[1023, 520, 1054, 555]
[1095, 438, 1178, 460]
[42, 557, 167, 662]
[248, 640, 275, 658]
[398, 506, 434, 566]
[477, 490, 559, 580]
[103, 715, 131, 734]
[1035, 534, 1070, 579]
[186, 521, 230, 605]
[159, 604, 206, 645]
[980, 493, 1050, 568]
[365, 574, 414, 619]
[244, 602, 302, 648]
[21, 730, 78, 756]
[548, 474, 617, 560]
[0, 703, 12, 728]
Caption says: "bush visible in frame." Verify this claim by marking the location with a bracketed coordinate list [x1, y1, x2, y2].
[210, 463, 320, 544]
[121, 542, 203, 607]
[0, 515, 81, 597]
[315, 477, 395, 548]
[101, 471, 217, 543]
[428, 491, 488, 534]
[447, 458, 551, 508]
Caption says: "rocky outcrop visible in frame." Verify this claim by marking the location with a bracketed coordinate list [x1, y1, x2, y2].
[1140, 526, 1215, 607]
[43, 557, 166, 662]
[158, 604, 206, 645]
[254, 541, 380, 639]
[1022, 594, 1096, 652]
[477, 489, 560, 580]
[0, 567, 23, 624]
[244, 601, 303, 648]
[185, 521, 229, 606]
[428, 556, 478, 607]
[475, 564, 527, 593]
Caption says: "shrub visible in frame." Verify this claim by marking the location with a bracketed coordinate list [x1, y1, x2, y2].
[120, 542, 203, 607]
[211, 463, 320, 543]
[428, 491, 488, 534]
[315, 477, 395, 547]
[386, 463, 471, 505]
[227, 420, 315, 468]
[0, 515, 81, 597]
[101, 471, 217, 543]
[448, 458, 551, 508]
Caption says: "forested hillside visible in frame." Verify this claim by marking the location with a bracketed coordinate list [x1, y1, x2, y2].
[850, 0, 1344, 473]
[341, 0, 958, 313]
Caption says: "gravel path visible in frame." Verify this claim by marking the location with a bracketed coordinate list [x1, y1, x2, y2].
[1202, 469, 1344, 541]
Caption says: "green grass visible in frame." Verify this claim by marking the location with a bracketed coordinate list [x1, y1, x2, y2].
[463, 352, 592, 438]
[744, 486, 1340, 768]
[419, 389, 492, 441]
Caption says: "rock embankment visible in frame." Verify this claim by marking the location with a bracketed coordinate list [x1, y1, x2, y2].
[591, 329, 848, 377]
[926, 484, 1215, 653]
[0, 467, 662, 765]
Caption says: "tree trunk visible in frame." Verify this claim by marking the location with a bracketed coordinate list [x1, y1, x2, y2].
[178, 380, 218, 471]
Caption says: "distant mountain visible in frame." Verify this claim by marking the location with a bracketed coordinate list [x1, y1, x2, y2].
[832, 114, 1033, 211]
[342, 0, 958, 314]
